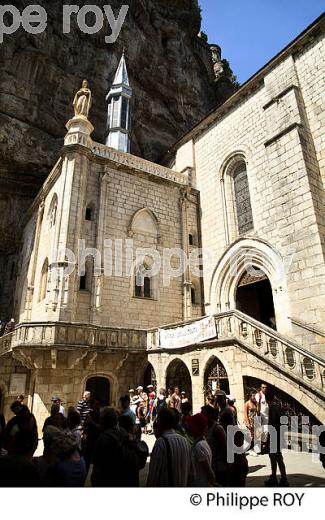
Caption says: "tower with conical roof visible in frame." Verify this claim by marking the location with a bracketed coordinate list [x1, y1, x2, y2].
[105, 52, 132, 153]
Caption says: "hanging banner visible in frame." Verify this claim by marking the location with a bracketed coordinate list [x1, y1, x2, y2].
[159, 316, 217, 349]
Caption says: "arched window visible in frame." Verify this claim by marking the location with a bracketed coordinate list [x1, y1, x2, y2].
[190, 279, 201, 307]
[47, 194, 58, 229]
[85, 203, 95, 222]
[233, 163, 254, 235]
[221, 154, 254, 243]
[134, 263, 152, 299]
[39, 259, 49, 302]
[79, 260, 92, 292]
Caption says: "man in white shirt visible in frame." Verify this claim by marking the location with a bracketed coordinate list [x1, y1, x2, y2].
[147, 408, 192, 487]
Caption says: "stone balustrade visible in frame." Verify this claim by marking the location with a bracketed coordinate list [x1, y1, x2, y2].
[91, 142, 188, 186]
[148, 309, 325, 397]
[2, 311, 325, 396]
[2, 322, 147, 352]
[0, 332, 14, 357]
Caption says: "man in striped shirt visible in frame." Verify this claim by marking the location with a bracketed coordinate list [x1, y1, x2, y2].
[147, 408, 192, 487]
[77, 391, 92, 426]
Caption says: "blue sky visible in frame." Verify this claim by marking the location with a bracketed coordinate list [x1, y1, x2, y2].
[199, 0, 324, 84]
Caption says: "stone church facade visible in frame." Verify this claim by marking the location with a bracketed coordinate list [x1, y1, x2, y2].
[0, 15, 324, 426]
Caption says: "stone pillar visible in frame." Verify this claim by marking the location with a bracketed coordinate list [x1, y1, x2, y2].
[25, 199, 45, 320]
[91, 172, 110, 324]
[54, 114, 95, 322]
[180, 188, 192, 321]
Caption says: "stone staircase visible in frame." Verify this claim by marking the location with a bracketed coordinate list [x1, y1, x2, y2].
[214, 309, 325, 401]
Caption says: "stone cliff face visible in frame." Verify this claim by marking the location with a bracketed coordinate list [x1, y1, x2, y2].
[0, 0, 234, 317]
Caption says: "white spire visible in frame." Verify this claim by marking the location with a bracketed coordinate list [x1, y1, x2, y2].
[112, 50, 130, 86]
[105, 52, 133, 153]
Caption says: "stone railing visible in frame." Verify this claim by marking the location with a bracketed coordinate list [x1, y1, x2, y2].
[7, 322, 147, 351]
[148, 309, 325, 397]
[91, 142, 188, 186]
[2, 312, 325, 397]
[218, 310, 325, 395]
[0, 332, 14, 357]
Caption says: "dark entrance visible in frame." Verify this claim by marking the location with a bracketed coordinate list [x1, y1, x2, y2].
[86, 377, 110, 407]
[166, 359, 192, 402]
[236, 268, 276, 328]
[143, 363, 157, 391]
[204, 357, 230, 397]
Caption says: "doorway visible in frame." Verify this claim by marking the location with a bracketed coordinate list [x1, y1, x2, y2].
[236, 268, 276, 328]
[86, 376, 110, 407]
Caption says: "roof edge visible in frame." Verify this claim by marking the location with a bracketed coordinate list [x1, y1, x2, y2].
[166, 12, 325, 157]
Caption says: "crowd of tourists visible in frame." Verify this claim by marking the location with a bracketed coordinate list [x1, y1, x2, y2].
[0, 383, 324, 487]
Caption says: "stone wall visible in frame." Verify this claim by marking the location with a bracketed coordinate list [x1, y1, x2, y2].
[16, 140, 203, 329]
[149, 342, 325, 423]
[174, 27, 325, 355]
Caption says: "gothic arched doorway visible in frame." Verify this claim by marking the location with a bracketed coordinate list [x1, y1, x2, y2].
[166, 359, 192, 402]
[143, 363, 157, 392]
[204, 357, 229, 396]
[235, 267, 276, 329]
[86, 376, 110, 407]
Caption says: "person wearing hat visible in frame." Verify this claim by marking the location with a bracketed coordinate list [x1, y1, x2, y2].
[181, 391, 189, 405]
[128, 389, 138, 415]
[146, 392, 156, 434]
[135, 388, 148, 434]
[51, 396, 65, 416]
[46, 427, 87, 486]
[187, 413, 216, 487]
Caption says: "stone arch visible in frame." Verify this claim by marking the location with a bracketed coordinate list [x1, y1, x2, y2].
[82, 371, 118, 408]
[203, 355, 230, 396]
[242, 365, 325, 423]
[130, 251, 159, 300]
[142, 362, 157, 391]
[220, 151, 254, 243]
[128, 208, 160, 241]
[165, 358, 192, 402]
[209, 238, 291, 333]
[39, 258, 49, 302]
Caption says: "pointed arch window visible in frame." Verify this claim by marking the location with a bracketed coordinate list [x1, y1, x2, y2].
[47, 194, 58, 229]
[233, 163, 254, 235]
[134, 264, 153, 299]
[39, 259, 49, 302]
[79, 259, 92, 292]
[221, 155, 254, 243]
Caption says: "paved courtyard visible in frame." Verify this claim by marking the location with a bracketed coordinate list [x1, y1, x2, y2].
[138, 435, 325, 487]
[34, 433, 325, 487]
